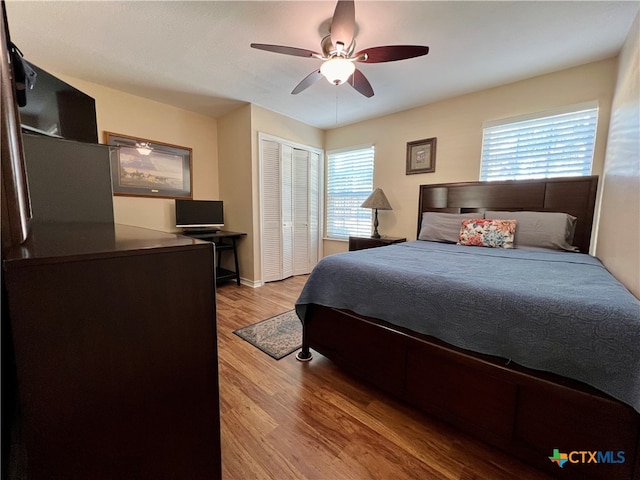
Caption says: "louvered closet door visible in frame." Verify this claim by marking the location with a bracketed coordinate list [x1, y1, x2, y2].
[293, 148, 309, 276]
[261, 140, 283, 282]
[281, 145, 294, 279]
[260, 135, 321, 283]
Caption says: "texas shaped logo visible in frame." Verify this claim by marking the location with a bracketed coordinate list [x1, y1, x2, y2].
[549, 449, 569, 468]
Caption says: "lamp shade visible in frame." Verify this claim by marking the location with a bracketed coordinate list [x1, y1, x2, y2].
[361, 188, 392, 210]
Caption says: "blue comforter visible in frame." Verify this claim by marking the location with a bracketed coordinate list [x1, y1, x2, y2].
[296, 241, 640, 413]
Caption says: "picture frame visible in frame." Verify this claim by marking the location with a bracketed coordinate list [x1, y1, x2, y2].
[406, 137, 437, 175]
[104, 132, 192, 199]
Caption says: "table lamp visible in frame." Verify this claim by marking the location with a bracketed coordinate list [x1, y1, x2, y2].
[361, 188, 393, 238]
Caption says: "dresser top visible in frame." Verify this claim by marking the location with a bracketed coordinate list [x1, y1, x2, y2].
[2, 222, 209, 266]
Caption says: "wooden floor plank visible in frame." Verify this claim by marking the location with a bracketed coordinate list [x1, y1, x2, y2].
[216, 276, 554, 480]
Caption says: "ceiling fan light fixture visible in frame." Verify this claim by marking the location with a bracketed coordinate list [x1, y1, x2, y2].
[320, 57, 355, 85]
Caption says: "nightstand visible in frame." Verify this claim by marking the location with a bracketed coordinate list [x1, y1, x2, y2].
[348, 236, 407, 251]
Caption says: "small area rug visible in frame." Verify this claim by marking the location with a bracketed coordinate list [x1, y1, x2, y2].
[233, 310, 302, 360]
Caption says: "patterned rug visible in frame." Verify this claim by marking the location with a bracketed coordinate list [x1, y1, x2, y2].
[233, 310, 302, 360]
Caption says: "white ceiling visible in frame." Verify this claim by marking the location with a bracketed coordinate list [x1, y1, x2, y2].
[5, 1, 639, 129]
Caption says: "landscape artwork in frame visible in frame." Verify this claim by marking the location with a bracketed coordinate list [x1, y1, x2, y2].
[104, 132, 192, 199]
[406, 137, 436, 175]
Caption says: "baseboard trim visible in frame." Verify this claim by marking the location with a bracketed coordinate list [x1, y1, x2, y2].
[239, 278, 262, 288]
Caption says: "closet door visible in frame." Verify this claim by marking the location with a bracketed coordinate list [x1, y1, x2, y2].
[261, 140, 283, 282]
[260, 135, 321, 283]
[261, 141, 294, 281]
[281, 145, 294, 279]
[293, 148, 309, 276]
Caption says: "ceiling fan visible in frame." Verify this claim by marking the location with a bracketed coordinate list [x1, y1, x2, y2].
[250, 0, 429, 98]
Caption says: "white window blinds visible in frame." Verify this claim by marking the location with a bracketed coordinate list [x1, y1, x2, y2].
[480, 103, 598, 181]
[326, 146, 374, 239]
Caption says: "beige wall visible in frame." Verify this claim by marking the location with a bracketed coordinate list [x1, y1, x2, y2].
[52, 73, 219, 232]
[250, 105, 325, 151]
[217, 104, 324, 285]
[597, 13, 640, 298]
[217, 105, 253, 282]
[324, 59, 618, 256]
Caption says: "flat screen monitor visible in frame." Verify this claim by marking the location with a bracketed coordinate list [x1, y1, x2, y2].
[175, 199, 224, 230]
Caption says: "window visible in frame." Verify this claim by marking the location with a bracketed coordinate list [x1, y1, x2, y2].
[480, 102, 598, 181]
[326, 146, 374, 239]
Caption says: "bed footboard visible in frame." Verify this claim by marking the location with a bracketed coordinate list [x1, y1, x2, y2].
[302, 304, 640, 480]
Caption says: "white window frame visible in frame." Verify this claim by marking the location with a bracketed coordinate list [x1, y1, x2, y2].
[325, 145, 375, 240]
[480, 101, 598, 181]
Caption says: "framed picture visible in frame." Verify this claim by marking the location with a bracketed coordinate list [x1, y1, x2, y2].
[104, 132, 192, 199]
[406, 137, 437, 175]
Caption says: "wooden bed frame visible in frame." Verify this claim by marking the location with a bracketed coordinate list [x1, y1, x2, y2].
[299, 176, 640, 480]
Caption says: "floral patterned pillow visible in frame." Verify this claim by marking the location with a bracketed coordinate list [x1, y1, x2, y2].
[457, 219, 517, 248]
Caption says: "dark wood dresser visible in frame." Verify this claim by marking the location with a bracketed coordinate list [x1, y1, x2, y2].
[2, 222, 221, 479]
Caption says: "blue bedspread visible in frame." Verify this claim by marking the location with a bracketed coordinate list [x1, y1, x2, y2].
[296, 241, 640, 413]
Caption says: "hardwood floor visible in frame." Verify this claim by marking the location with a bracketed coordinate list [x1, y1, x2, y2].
[216, 276, 554, 480]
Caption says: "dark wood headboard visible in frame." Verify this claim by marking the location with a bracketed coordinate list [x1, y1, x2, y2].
[417, 176, 598, 253]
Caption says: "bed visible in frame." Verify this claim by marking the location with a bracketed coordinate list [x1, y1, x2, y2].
[295, 176, 640, 480]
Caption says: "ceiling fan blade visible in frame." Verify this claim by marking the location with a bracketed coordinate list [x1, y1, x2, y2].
[250, 43, 319, 58]
[330, 0, 355, 50]
[348, 68, 374, 98]
[291, 70, 323, 95]
[355, 45, 429, 63]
